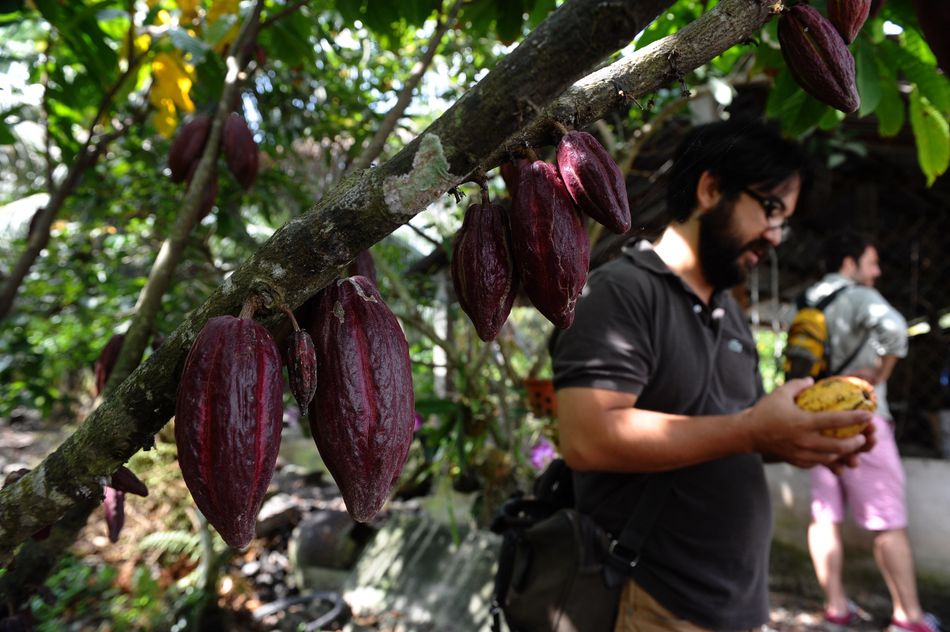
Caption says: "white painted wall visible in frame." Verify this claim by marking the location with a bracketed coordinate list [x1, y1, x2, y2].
[766, 458, 950, 584]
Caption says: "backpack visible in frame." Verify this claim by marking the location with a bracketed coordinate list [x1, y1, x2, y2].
[489, 460, 671, 632]
[783, 285, 864, 380]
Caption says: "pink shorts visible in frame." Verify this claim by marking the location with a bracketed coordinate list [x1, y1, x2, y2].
[810, 414, 907, 531]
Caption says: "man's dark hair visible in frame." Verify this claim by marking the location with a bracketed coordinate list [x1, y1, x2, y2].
[665, 118, 812, 223]
[823, 230, 874, 272]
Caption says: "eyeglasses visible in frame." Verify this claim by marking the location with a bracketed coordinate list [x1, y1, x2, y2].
[743, 188, 791, 238]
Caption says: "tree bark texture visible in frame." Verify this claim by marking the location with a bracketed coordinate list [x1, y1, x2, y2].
[0, 0, 774, 558]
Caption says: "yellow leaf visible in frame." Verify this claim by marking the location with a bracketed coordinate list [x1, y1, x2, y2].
[151, 52, 196, 113]
[153, 97, 178, 138]
[208, 0, 238, 22]
[177, 0, 200, 20]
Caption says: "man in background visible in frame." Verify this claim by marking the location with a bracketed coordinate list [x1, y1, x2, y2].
[805, 231, 940, 632]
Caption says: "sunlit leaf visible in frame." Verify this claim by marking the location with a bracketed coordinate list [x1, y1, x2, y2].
[909, 88, 949, 186]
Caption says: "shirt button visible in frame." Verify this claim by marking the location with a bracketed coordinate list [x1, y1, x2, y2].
[693, 304, 702, 314]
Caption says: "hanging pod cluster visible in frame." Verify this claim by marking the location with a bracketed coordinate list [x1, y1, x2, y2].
[777, 2, 868, 113]
[175, 270, 415, 546]
[166, 110, 260, 219]
[451, 128, 631, 337]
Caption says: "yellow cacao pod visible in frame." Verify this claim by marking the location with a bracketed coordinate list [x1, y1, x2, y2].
[795, 376, 876, 438]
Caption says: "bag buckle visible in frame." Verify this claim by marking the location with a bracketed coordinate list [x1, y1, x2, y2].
[608, 539, 641, 568]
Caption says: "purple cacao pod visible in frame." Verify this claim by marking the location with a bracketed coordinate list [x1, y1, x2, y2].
[827, 0, 871, 43]
[347, 250, 378, 286]
[285, 329, 318, 410]
[103, 486, 125, 543]
[110, 465, 149, 497]
[175, 313, 284, 549]
[94, 334, 125, 396]
[168, 115, 211, 183]
[451, 197, 518, 341]
[778, 5, 860, 113]
[499, 158, 529, 200]
[556, 131, 631, 234]
[222, 113, 259, 190]
[305, 276, 415, 523]
[510, 161, 590, 329]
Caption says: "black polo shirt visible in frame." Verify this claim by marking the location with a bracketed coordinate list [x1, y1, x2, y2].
[551, 240, 771, 630]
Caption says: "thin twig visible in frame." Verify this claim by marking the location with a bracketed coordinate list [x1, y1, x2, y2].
[406, 221, 444, 249]
[260, 0, 311, 29]
[348, 0, 464, 172]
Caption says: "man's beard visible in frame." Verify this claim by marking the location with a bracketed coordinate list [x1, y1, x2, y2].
[698, 198, 770, 290]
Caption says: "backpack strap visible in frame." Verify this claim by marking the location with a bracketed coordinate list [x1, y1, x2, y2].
[813, 284, 850, 310]
[811, 284, 871, 375]
[604, 474, 674, 579]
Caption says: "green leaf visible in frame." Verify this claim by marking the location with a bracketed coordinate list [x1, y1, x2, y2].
[767, 67, 831, 136]
[0, 120, 14, 145]
[526, 0, 555, 28]
[818, 106, 845, 131]
[0, 0, 25, 13]
[890, 40, 950, 113]
[364, 0, 399, 39]
[260, 12, 316, 67]
[875, 53, 904, 137]
[495, 0, 524, 44]
[460, 0, 495, 37]
[335, 0, 364, 26]
[169, 27, 210, 64]
[404, 0, 439, 26]
[855, 38, 881, 117]
[909, 89, 950, 186]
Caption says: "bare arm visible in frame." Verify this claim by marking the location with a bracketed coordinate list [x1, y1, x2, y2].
[849, 354, 899, 385]
[557, 378, 873, 474]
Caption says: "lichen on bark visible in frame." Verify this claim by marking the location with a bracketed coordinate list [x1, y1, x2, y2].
[383, 134, 459, 214]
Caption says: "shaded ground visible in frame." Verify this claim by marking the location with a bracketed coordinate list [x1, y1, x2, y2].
[767, 538, 949, 632]
[3, 417, 947, 631]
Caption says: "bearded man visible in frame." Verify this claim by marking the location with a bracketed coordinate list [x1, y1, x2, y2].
[551, 119, 875, 631]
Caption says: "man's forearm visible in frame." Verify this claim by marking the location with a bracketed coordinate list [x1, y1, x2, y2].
[559, 405, 756, 473]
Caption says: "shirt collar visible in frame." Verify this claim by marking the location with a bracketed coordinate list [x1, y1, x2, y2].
[621, 238, 729, 309]
[620, 238, 675, 277]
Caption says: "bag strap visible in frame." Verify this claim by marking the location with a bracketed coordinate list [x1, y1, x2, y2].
[811, 284, 871, 375]
[814, 284, 850, 310]
[604, 474, 673, 574]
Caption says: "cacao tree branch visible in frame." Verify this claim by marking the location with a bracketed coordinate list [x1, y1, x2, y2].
[348, 0, 465, 173]
[103, 1, 266, 396]
[0, 39, 149, 323]
[0, 499, 99, 614]
[483, 0, 775, 170]
[41, 33, 54, 193]
[0, 0, 777, 559]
